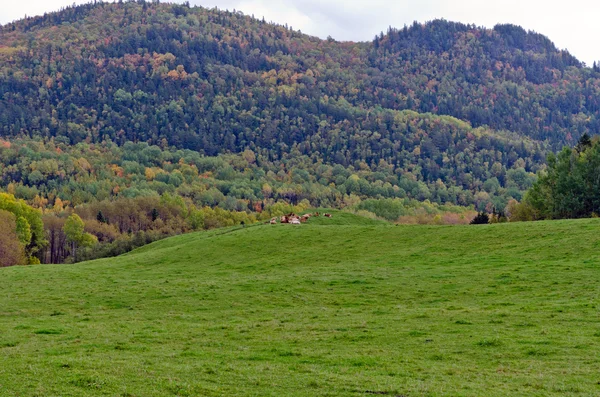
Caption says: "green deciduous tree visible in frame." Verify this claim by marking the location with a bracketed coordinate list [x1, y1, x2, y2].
[15, 216, 32, 246]
[63, 214, 97, 262]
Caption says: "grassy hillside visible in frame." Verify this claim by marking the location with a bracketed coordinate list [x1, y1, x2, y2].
[1, 213, 600, 396]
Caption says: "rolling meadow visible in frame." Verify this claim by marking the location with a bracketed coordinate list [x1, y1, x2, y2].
[1, 211, 600, 396]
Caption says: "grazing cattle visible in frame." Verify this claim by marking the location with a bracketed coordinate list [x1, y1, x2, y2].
[324, 213, 332, 218]
[291, 218, 301, 225]
[314, 212, 320, 217]
[280, 216, 289, 224]
[300, 215, 310, 223]
[270, 217, 277, 224]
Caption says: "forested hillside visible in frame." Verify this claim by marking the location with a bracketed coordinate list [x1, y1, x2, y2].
[2, 1, 596, 204]
[1, 138, 480, 264]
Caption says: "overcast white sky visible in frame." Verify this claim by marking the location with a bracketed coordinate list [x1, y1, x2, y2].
[1, 0, 598, 65]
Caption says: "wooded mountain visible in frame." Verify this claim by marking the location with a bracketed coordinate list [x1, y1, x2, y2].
[0, 1, 598, 209]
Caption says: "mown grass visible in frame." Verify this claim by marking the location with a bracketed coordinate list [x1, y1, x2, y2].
[2, 211, 600, 396]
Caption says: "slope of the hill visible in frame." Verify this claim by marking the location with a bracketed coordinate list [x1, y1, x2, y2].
[1, 2, 596, 150]
[2, 1, 599, 205]
[2, 213, 600, 396]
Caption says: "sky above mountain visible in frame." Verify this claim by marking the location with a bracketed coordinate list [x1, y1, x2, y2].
[1, 0, 597, 66]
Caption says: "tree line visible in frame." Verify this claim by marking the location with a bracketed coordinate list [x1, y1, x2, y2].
[509, 134, 600, 220]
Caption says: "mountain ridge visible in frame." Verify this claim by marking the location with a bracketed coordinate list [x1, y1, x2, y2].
[0, 1, 598, 209]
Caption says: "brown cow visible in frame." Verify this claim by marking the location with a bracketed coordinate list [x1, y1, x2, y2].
[280, 216, 289, 224]
[324, 213, 332, 218]
[270, 217, 278, 224]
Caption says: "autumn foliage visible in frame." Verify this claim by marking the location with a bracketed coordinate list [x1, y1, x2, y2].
[0, 1, 588, 214]
[0, 210, 25, 267]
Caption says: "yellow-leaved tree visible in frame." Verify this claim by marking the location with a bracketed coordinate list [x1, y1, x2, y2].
[0, 193, 46, 264]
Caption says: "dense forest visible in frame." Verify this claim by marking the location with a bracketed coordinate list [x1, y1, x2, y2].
[2, 2, 597, 152]
[1, 2, 591, 197]
[2, 1, 600, 264]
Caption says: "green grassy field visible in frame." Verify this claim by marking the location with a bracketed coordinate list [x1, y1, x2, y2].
[2, 211, 600, 396]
